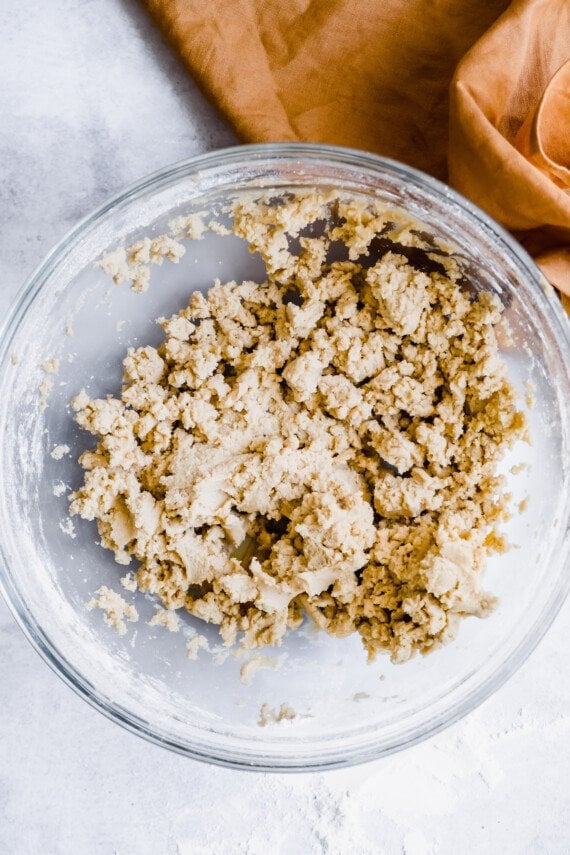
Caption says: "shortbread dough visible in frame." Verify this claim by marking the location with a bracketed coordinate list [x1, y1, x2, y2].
[86, 586, 139, 636]
[70, 192, 526, 663]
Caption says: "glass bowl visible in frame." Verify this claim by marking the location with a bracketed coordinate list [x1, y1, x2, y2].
[1, 143, 569, 772]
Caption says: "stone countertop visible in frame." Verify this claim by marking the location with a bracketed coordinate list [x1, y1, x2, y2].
[1, 2, 569, 853]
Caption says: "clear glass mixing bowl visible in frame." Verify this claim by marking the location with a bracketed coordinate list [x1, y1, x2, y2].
[0, 144, 569, 771]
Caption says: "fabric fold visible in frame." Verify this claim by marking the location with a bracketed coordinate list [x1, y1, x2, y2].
[141, 0, 570, 295]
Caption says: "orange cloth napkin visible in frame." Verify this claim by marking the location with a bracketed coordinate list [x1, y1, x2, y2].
[142, 0, 570, 297]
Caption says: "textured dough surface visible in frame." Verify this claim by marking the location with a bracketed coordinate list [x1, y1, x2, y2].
[86, 586, 139, 636]
[71, 192, 526, 662]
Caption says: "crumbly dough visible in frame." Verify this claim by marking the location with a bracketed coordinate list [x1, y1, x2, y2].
[148, 607, 180, 632]
[86, 585, 139, 635]
[169, 212, 209, 240]
[51, 444, 70, 460]
[258, 702, 297, 726]
[97, 235, 186, 293]
[39, 357, 60, 410]
[71, 192, 527, 663]
[39, 376, 54, 411]
[42, 358, 60, 375]
[240, 655, 278, 685]
[186, 634, 208, 659]
[52, 481, 67, 497]
[120, 572, 138, 592]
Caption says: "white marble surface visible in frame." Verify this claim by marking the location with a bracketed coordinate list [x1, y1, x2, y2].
[1, 2, 569, 853]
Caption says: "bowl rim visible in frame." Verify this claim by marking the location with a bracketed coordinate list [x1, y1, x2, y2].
[1, 141, 569, 772]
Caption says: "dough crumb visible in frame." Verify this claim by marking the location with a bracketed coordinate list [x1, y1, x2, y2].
[169, 212, 208, 240]
[64, 316, 74, 337]
[96, 247, 130, 285]
[240, 656, 278, 685]
[52, 481, 68, 497]
[42, 358, 60, 375]
[120, 572, 138, 592]
[10, 353, 18, 365]
[148, 608, 180, 632]
[86, 586, 139, 635]
[258, 702, 297, 727]
[97, 234, 186, 294]
[51, 444, 70, 460]
[186, 634, 208, 659]
[39, 375, 53, 410]
[213, 648, 230, 666]
[116, 320, 125, 332]
[208, 219, 231, 236]
[518, 497, 529, 513]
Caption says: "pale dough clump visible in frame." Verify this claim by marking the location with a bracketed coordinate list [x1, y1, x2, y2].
[186, 634, 208, 659]
[240, 655, 278, 685]
[86, 585, 139, 635]
[259, 702, 297, 726]
[42, 358, 60, 375]
[71, 192, 527, 663]
[148, 607, 180, 632]
[97, 234, 186, 293]
[51, 444, 70, 460]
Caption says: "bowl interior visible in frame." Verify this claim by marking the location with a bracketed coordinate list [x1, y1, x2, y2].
[1, 147, 569, 769]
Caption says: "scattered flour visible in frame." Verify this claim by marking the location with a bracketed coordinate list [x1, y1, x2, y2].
[59, 518, 76, 539]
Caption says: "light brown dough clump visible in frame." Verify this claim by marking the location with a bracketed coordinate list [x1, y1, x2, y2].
[71, 193, 527, 663]
[86, 586, 139, 636]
